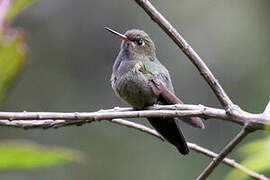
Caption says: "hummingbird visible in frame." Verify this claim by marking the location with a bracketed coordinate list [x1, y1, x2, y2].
[105, 27, 205, 155]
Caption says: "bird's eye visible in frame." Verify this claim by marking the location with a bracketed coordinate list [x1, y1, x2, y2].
[136, 39, 144, 46]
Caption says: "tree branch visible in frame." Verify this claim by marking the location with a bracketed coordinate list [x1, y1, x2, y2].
[111, 118, 165, 141]
[0, 114, 266, 180]
[0, 104, 268, 130]
[130, 1, 270, 178]
[133, 0, 234, 109]
[197, 125, 251, 180]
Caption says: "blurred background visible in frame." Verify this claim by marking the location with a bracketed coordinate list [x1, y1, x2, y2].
[0, 0, 270, 179]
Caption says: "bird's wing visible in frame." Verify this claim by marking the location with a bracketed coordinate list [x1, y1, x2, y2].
[138, 61, 181, 103]
[149, 79, 205, 129]
[138, 62, 205, 129]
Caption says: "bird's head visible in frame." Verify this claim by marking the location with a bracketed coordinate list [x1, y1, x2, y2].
[105, 27, 156, 60]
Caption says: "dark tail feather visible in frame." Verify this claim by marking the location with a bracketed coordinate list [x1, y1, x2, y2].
[178, 117, 205, 129]
[148, 117, 189, 155]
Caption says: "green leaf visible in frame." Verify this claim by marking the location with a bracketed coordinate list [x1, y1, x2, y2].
[7, 0, 38, 21]
[225, 138, 270, 180]
[0, 140, 81, 171]
[0, 30, 27, 101]
[238, 139, 268, 156]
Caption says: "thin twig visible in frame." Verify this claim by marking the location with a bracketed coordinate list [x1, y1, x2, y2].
[197, 125, 251, 180]
[111, 118, 165, 141]
[0, 108, 220, 120]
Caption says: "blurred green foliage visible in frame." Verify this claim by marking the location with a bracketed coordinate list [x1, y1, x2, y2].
[7, 0, 38, 22]
[0, 0, 81, 173]
[0, 140, 80, 171]
[226, 137, 270, 180]
[0, 31, 27, 101]
[0, 0, 36, 101]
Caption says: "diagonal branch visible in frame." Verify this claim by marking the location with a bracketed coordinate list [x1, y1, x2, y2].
[130, 1, 270, 178]
[197, 125, 251, 180]
[188, 142, 269, 180]
[133, 0, 234, 109]
[111, 118, 165, 141]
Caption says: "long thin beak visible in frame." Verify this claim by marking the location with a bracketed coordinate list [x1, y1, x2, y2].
[104, 27, 130, 42]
